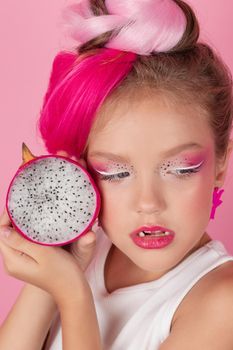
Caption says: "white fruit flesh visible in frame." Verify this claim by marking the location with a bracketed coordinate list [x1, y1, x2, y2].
[7, 157, 98, 245]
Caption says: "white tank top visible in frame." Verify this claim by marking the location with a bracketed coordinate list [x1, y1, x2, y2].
[45, 227, 233, 350]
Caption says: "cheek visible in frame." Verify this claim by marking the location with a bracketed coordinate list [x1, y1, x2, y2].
[175, 156, 215, 215]
[93, 182, 125, 223]
[175, 178, 213, 220]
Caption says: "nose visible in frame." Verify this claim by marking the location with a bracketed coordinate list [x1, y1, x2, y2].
[135, 178, 166, 215]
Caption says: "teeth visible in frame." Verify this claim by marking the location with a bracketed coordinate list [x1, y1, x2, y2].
[138, 231, 170, 237]
[139, 231, 146, 237]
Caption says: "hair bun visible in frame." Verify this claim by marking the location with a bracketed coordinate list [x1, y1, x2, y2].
[61, 0, 188, 55]
[61, 2, 126, 47]
[105, 0, 187, 54]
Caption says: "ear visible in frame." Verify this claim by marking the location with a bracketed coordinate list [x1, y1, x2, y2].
[214, 139, 233, 188]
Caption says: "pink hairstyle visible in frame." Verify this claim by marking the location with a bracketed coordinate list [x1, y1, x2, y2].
[37, 49, 137, 158]
[37, 0, 187, 158]
[62, 0, 186, 54]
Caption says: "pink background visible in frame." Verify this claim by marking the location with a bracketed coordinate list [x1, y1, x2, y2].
[0, 1, 233, 325]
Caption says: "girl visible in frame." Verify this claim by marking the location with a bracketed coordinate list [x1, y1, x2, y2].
[0, 0, 233, 349]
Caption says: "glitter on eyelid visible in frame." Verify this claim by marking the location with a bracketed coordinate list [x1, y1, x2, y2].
[159, 157, 204, 176]
[90, 154, 205, 175]
[91, 160, 134, 173]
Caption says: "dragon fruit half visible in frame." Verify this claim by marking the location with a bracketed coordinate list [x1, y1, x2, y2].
[6, 143, 101, 246]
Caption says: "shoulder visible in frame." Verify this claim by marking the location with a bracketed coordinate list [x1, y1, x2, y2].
[161, 261, 233, 349]
[172, 260, 233, 324]
[190, 259, 233, 315]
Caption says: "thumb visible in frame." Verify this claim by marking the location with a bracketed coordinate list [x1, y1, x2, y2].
[77, 231, 96, 249]
[71, 231, 97, 271]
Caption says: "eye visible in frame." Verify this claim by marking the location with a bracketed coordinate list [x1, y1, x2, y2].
[98, 161, 204, 182]
[172, 167, 200, 179]
[170, 161, 204, 180]
[99, 171, 130, 182]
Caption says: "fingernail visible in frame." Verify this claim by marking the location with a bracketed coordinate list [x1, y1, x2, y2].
[0, 227, 12, 238]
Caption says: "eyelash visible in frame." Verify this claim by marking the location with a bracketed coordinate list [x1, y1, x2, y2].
[99, 165, 202, 182]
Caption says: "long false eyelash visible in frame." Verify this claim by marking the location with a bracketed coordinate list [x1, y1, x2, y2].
[173, 166, 200, 179]
[99, 168, 197, 182]
[98, 160, 204, 182]
[99, 171, 130, 182]
[172, 160, 204, 179]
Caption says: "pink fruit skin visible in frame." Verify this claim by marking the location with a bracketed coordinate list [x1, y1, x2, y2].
[6, 155, 101, 246]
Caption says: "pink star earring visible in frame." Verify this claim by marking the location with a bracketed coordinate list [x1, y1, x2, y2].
[210, 186, 225, 220]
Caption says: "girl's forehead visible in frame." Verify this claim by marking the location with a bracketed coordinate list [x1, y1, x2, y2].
[89, 104, 211, 146]
[85, 93, 213, 161]
[94, 92, 210, 133]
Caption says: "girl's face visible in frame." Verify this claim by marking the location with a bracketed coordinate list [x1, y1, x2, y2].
[86, 95, 217, 277]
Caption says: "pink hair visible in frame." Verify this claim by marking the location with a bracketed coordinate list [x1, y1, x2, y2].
[38, 0, 187, 157]
[37, 48, 137, 158]
[62, 0, 186, 55]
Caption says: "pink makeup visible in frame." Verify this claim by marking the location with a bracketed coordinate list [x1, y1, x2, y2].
[88, 161, 132, 174]
[88, 151, 206, 179]
[130, 233, 174, 249]
[130, 225, 175, 249]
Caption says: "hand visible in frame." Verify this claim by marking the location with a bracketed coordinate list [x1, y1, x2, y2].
[0, 208, 89, 304]
[56, 151, 98, 272]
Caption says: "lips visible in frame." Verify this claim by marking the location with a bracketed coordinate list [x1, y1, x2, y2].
[130, 225, 175, 238]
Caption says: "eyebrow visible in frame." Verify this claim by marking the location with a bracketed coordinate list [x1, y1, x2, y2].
[88, 142, 204, 162]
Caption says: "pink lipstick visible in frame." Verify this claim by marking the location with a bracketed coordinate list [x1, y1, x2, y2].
[130, 225, 175, 249]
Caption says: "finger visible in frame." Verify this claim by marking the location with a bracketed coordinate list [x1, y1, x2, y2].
[77, 158, 87, 169]
[0, 239, 37, 279]
[71, 231, 96, 256]
[79, 231, 96, 246]
[56, 151, 69, 157]
[0, 207, 13, 227]
[70, 231, 96, 271]
[0, 239, 35, 262]
[0, 227, 45, 261]
[56, 151, 87, 169]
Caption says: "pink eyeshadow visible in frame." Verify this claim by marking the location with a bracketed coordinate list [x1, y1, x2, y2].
[88, 162, 109, 172]
[177, 153, 206, 166]
[88, 151, 207, 174]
